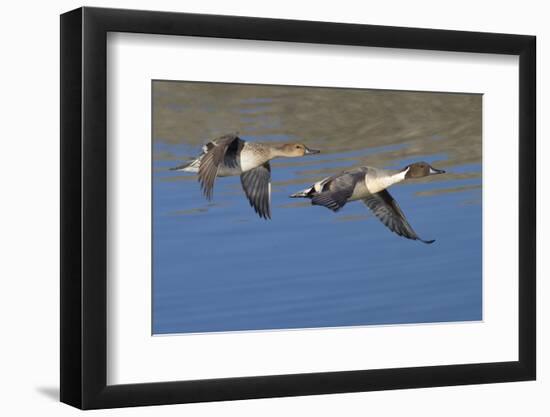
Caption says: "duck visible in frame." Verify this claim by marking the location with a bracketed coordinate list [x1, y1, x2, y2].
[171, 133, 320, 219]
[290, 162, 446, 243]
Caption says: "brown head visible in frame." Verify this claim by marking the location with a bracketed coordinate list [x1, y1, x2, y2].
[404, 161, 446, 179]
[275, 143, 321, 158]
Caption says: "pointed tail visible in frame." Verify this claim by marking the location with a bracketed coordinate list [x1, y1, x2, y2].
[170, 158, 200, 172]
[289, 187, 314, 198]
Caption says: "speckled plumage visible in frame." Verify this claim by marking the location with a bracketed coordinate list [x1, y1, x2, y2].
[171, 134, 320, 219]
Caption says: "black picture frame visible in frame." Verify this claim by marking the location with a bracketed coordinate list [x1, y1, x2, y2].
[60, 6, 536, 410]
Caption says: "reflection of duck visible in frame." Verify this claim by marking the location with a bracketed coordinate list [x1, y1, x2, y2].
[171, 134, 320, 219]
[290, 162, 446, 243]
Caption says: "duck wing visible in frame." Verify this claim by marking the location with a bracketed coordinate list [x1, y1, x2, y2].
[240, 162, 271, 219]
[198, 134, 242, 199]
[362, 189, 434, 244]
[311, 190, 352, 212]
[311, 169, 365, 212]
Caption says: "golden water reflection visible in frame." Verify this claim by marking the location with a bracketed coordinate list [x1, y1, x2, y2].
[153, 80, 481, 197]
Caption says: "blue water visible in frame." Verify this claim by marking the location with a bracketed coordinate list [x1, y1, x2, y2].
[152, 82, 482, 334]
[152, 145, 482, 335]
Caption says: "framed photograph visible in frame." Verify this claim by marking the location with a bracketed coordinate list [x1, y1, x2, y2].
[60, 6, 536, 409]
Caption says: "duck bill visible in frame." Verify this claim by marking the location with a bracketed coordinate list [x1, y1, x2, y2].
[304, 146, 320, 155]
[429, 167, 446, 175]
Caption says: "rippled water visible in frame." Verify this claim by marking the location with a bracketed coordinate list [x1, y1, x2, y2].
[152, 80, 482, 334]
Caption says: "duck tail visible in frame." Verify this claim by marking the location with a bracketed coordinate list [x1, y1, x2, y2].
[170, 158, 200, 172]
[290, 187, 314, 198]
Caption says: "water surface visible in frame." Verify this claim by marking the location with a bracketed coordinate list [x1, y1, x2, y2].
[152, 81, 482, 334]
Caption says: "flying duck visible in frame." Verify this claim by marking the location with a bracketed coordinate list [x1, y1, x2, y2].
[290, 162, 446, 243]
[171, 134, 320, 219]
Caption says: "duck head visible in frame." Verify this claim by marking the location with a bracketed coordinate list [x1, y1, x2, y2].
[277, 143, 321, 157]
[404, 162, 446, 179]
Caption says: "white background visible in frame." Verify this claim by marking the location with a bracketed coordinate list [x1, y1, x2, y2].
[0, 0, 546, 416]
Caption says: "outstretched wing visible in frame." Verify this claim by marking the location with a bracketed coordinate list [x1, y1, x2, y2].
[198, 134, 242, 199]
[240, 162, 272, 219]
[311, 189, 353, 212]
[362, 189, 434, 244]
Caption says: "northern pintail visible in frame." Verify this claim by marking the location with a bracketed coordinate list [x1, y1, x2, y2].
[171, 134, 320, 219]
[290, 162, 446, 243]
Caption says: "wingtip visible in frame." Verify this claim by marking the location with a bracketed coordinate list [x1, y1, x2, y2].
[420, 238, 436, 244]
[259, 210, 271, 220]
[201, 188, 214, 201]
[198, 180, 214, 201]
